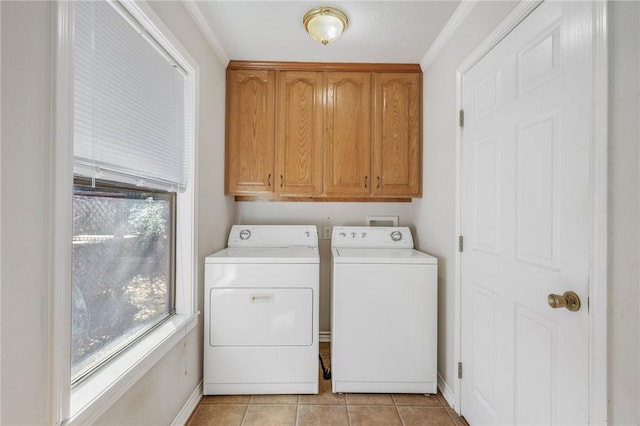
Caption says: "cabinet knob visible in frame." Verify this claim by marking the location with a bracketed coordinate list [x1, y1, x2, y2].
[364, 176, 368, 188]
[377, 176, 381, 189]
[267, 174, 271, 186]
[280, 175, 283, 187]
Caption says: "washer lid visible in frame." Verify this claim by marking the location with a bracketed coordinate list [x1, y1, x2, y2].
[332, 248, 437, 264]
[206, 247, 320, 264]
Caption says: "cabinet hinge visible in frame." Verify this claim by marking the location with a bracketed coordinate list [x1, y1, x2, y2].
[458, 362, 463, 379]
[459, 109, 465, 127]
[458, 235, 464, 252]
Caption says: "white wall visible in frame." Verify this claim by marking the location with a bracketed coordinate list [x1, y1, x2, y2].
[411, 0, 518, 395]
[1, 2, 53, 423]
[0, 2, 4, 420]
[236, 202, 412, 332]
[608, 2, 640, 424]
[0, 1, 232, 424]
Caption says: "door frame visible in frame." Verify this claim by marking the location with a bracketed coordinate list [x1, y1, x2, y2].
[453, 1, 608, 424]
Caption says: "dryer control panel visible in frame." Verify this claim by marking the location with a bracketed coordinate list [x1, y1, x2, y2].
[331, 226, 414, 249]
[228, 225, 318, 248]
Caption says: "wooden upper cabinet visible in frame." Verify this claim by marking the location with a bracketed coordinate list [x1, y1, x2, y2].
[275, 71, 324, 196]
[224, 61, 422, 200]
[324, 72, 372, 196]
[225, 69, 275, 194]
[373, 73, 422, 196]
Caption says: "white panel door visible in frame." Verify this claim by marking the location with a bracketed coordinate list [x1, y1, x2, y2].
[461, 2, 592, 424]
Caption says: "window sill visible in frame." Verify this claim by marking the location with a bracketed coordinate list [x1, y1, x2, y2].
[66, 312, 199, 425]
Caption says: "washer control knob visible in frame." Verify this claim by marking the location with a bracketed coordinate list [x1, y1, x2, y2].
[390, 230, 403, 242]
[239, 229, 252, 240]
[351, 232, 357, 238]
[361, 232, 367, 238]
[339, 232, 346, 237]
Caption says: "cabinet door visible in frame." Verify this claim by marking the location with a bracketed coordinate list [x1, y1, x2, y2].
[225, 69, 275, 194]
[275, 71, 323, 195]
[373, 73, 422, 196]
[325, 72, 372, 196]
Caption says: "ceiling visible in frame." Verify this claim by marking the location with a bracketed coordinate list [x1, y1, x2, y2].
[188, 1, 461, 64]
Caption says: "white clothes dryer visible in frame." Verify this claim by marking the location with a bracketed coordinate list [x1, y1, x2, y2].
[331, 226, 437, 394]
[204, 225, 319, 395]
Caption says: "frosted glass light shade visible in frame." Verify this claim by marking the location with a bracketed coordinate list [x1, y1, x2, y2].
[303, 7, 348, 45]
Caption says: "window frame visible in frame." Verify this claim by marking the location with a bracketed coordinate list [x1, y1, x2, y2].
[51, 1, 199, 424]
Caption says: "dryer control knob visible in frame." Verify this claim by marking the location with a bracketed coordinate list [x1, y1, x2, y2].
[390, 230, 403, 242]
[239, 229, 252, 240]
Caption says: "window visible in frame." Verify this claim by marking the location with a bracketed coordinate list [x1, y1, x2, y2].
[53, 0, 196, 422]
[70, 0, 189, 386]
[71, 182, 175, 383]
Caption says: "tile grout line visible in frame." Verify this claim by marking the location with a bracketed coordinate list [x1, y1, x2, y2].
[400, 407, 408, 426]
[239, 403, 249, 426]
[444, 407, 458, 426]
[392, 395, 405, 426]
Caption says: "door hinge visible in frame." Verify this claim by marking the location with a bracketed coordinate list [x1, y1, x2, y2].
[459, 109, 464, 127]
[458, 362, 463, 379]
[458, 235, 464, 252]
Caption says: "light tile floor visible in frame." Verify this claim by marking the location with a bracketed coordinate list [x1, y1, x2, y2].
[188, 343, 469, 426]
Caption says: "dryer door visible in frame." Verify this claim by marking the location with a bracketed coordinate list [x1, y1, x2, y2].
[210, 287, 313, 347]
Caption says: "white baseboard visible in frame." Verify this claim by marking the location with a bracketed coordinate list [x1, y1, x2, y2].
[437, 372, 457, 412]
[319, 331, 331, 343]
[171, 380, 203, 426]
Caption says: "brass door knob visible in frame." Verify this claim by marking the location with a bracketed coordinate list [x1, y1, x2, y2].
[547, 291, 581, 312]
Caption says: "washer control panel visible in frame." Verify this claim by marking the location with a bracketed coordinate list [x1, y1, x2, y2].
[331, 226, 414, 249]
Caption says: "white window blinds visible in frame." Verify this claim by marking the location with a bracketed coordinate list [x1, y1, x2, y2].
[74, 1, 187, 192]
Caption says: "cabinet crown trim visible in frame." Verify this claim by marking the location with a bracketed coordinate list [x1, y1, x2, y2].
[227, 60, 422, 73]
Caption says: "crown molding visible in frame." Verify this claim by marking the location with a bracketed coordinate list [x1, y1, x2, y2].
[183, 0, 230, 67]
[421, 1, 477, 70]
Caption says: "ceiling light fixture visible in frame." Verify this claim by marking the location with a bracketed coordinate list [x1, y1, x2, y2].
[303, 6, 348, 46]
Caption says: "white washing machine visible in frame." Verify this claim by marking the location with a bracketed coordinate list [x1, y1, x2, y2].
[204, 225, 319, 395]
[331, 226, 437, 394]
